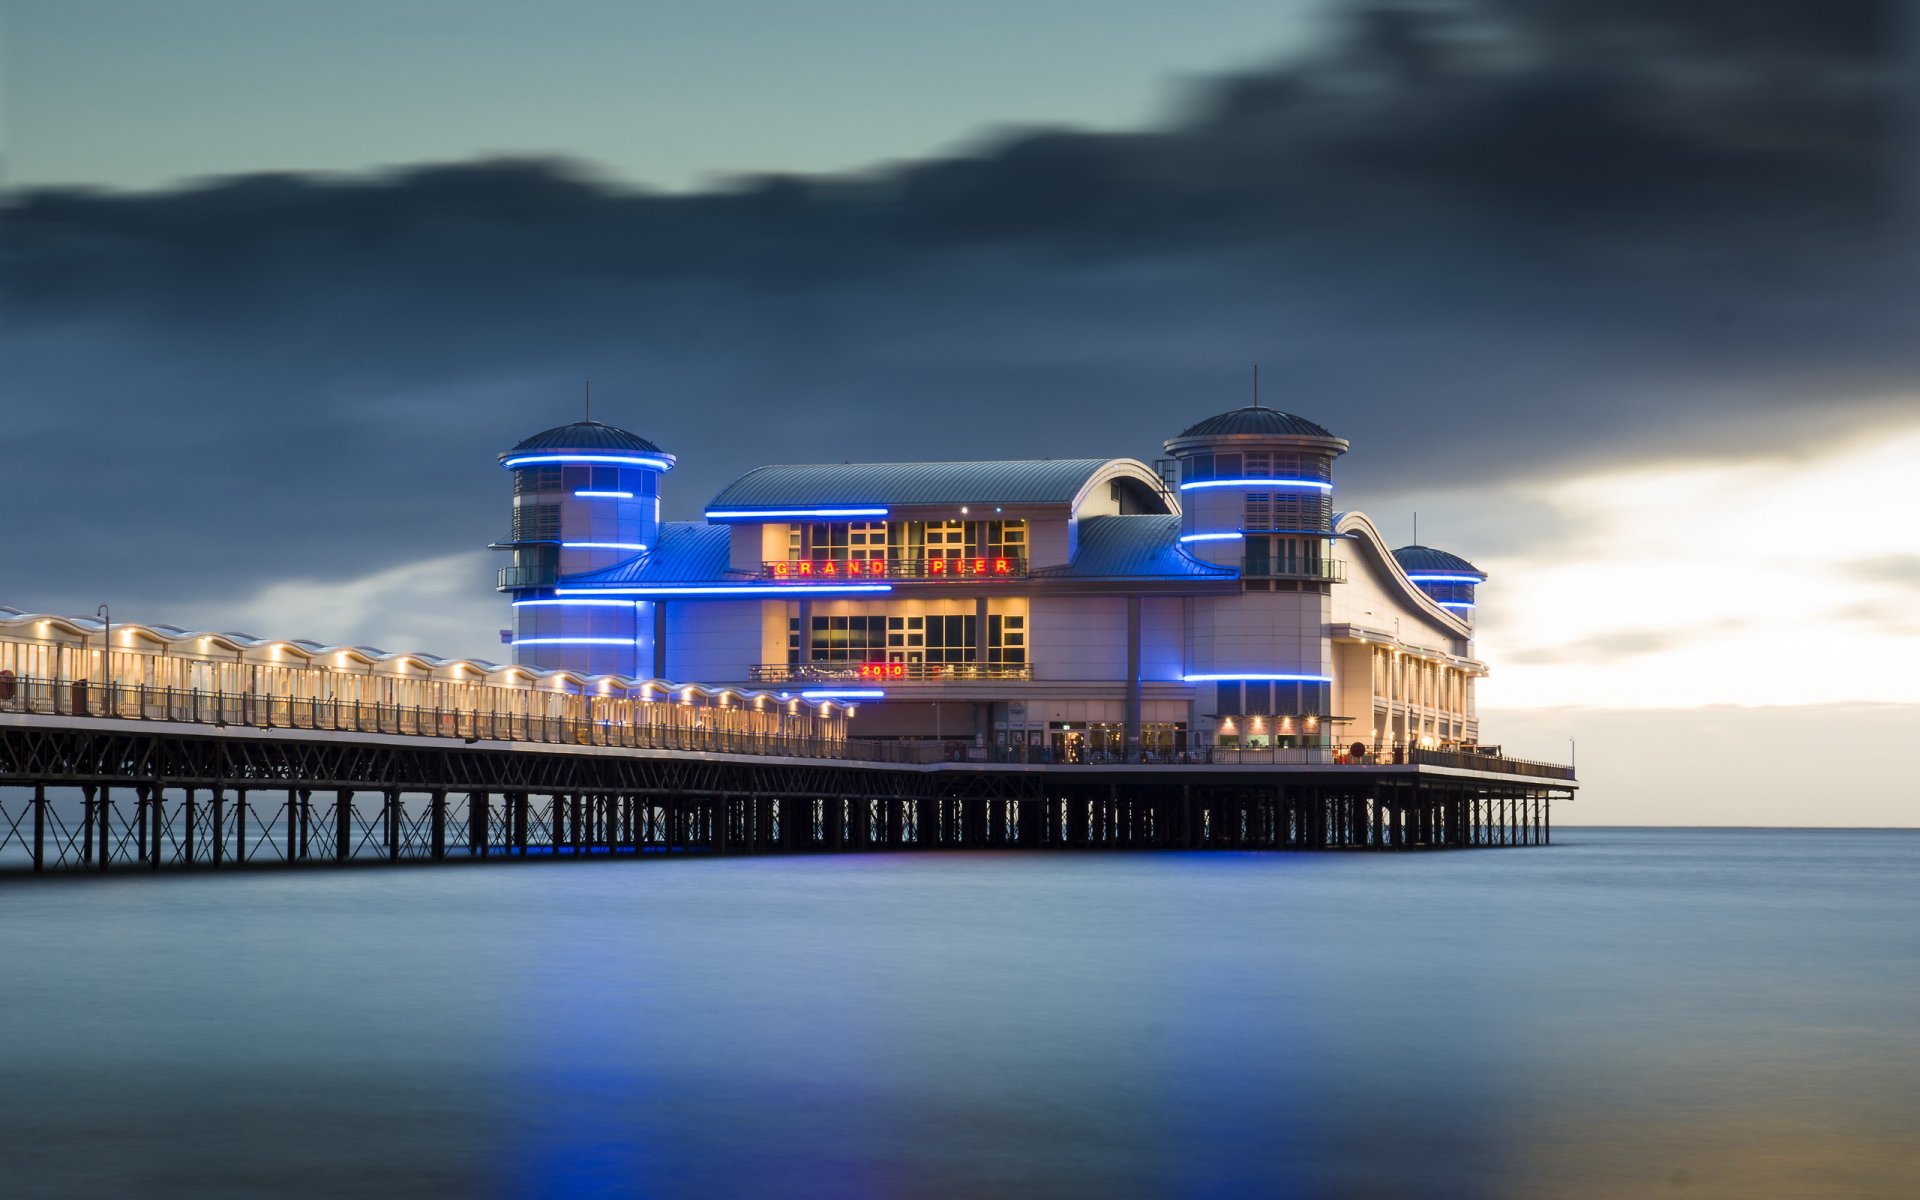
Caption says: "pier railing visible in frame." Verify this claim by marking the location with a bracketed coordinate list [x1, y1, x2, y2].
[0, 674, 856, 760]
[834, 739, 1575, 778]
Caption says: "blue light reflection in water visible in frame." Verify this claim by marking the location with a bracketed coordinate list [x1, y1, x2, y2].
[2, 830, 1917, 1198]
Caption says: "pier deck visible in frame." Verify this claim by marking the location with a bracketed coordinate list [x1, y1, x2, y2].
[1, 708, 1568, 874]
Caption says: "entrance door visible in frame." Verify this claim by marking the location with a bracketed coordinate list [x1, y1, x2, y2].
[1050, 727, 1085, 764]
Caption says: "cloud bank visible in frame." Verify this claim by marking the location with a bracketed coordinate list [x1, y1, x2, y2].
[1, 0, 1907, 646]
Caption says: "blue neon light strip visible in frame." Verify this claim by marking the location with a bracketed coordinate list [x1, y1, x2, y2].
[800, 689, 885, 700]
[574, 490, 634, 498]
[511, 637, 642, 646]
[1183, 673, 1334, 683]
[705, 506, 890, 520]
[512, 599, 636, 608]
[1407, 573, 1485, 584]
[1178, 532, 1245, 543]
[1437, 601, 1476, 609]
[556, 584, 894, 597]
[1178, 478, 1333, 492]
[503, 453, 675, 471]
[561, 542, 649, 551]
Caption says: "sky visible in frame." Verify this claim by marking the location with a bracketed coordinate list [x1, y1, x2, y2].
[2, 0, 1914, 825]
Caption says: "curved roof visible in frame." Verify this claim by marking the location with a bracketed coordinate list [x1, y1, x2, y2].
[1175, 406, 1335, 440]
[509, 420, 664, 455]
[1392, 545, 1487, 579]
[560, 523, 740, 586]
[709, 458, 1149, 511]
[1031, 516, 1237, 581]
[0, 607, 833, 707]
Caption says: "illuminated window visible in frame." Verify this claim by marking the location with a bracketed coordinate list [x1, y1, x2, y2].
[985, 520, 1027, 558]
[923, 520, 968, 559]
[809, 615, 889, 662]
[848, 522, 889, 561]
[988, 613, 1026, 666]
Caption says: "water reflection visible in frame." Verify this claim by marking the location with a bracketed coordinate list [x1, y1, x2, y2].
[2, 831, 1916, 1198]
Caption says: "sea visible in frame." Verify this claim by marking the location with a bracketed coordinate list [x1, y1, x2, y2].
[2, 828, 1915, 1199]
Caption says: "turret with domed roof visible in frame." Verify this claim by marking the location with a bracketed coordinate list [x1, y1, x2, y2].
[493, 415, 675, 675]
[1162, 403, 1349, 569]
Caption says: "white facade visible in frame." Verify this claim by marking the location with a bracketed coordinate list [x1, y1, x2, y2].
[509, 407, 1491, 763]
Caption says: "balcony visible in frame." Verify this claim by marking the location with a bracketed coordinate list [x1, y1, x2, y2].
[496, 565, 558, 590]
[756, 557, 1029, 583]
[748, 662, 1033, 684]
[1240, 558, 1346, 583]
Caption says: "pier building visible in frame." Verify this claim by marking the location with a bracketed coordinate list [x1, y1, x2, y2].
[499, 404, 1490, 764]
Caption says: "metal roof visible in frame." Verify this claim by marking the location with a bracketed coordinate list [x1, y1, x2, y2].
[560, 523, 740, 586]
[1174, 406, 1335, 440]
[1033, 516, 1238, 581]
[708, 459, 1120, 510]
[509, 419, 664, 455]
[1392, 545, 1486, 578]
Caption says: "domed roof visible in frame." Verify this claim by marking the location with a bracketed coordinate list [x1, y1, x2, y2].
[1393, 545, 1486, 579]
[1175, 406, 1335, 440]
[510, 420, 663, 455]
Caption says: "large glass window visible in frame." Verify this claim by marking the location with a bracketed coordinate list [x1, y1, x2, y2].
[923, 520, 969, 559]
[987, 613, 1026, 665]
[848, 522, 889, 561]
[1243, 535, 1323, 576]
[808, 615, 888, 662]
[985, 520, 1027, 559]
[1213, 680, 1330, 717]
[805, 523, 851, 559]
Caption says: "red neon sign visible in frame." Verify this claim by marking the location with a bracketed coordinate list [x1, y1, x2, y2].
[769, 558, 1013, 581]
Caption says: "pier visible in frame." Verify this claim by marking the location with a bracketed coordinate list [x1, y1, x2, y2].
[0, 682, 1567, 876]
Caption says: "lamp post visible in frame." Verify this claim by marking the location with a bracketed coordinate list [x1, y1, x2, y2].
[96, 603, 110, 711]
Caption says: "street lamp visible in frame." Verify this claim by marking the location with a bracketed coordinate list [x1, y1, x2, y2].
[96, 603, 110, 704]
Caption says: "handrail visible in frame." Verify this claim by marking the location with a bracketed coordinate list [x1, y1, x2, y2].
[0, 674, 854, 760]
[749, 663, 1032, 683]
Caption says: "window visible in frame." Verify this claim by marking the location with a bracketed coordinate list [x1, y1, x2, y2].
[511, 503, 560, 542]
[1213, 681, 1330, 717]
[808, 615, 889, 662]
[1244, 492, 1331, 533]
[985, 520, 1027, 559]
[1243, 535, 1323, 577]
[987, 613, 1026, 665]
[805, 523, 851, 559]
[923, 520, 968, 559]
[848, 522, 889, 561]
[514, 467, 563, 495]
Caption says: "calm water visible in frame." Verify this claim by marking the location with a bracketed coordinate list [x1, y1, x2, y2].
[2, 829, 1916, 1199]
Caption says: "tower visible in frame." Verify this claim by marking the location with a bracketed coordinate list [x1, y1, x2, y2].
[1392, 545, 1486, 621]
[1162, 405, 1351, 748]
[493, 419, 675, 677]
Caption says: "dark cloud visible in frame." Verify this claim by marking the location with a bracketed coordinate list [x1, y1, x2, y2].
[0, 0, 1910, 619]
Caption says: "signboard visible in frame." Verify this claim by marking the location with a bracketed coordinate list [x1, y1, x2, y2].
[769, 557, 1016, 581]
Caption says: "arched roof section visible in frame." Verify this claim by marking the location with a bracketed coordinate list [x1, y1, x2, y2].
[1068, 458, 1178, 517]
[708, 458, 1167, 512]
[1335, 514, 1472, 636]
[0, 610, 842, 712]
